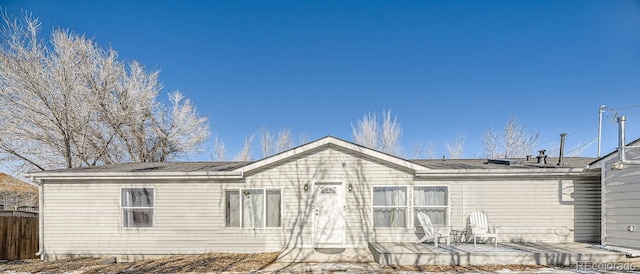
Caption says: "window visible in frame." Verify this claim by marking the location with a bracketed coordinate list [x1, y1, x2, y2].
[413, 186, 448, 227]
[121, 188, 154, 228]
[372, 186, 407, 227]
[226, 189, 281, 228]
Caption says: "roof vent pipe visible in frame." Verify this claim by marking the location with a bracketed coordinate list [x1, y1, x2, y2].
[615, 115, 640, 169]
[558, 133, 567, 166]
[536, 150, 547, 164]
[618, 116, 626, 163]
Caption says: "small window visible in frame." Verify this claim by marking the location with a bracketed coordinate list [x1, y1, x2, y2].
[414, 186, 448, 227]
[226, 189, 281, 228]
[320, 187, 337, 195]
[372, 186, 407, 228]
[122, 188, 154, 228]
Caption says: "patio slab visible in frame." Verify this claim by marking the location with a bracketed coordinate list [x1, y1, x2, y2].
[369, 242, 628, 266]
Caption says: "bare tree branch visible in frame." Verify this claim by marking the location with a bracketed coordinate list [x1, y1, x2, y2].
[258, 127, 275, 158]
[352, 110, 402, 156]
[211, 135, 226, 161]
[483, 116, 539, 158]
[426, 142, 436, 159]
[446, 136, 465, 159]
[234, 135, 254, 161]
[0, 12, 209, 172]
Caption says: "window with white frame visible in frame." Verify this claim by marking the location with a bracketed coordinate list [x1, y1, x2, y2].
[121, 188, 154, 228]
[372, 186, 407, 227]
[225, 189, 281, 228]
[413, 186, 448, 227]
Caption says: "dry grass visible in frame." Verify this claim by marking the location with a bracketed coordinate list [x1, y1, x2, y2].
[0, 252, 279, 273]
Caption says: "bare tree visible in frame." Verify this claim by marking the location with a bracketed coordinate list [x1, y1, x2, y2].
[258, 128, 275, 158]
[0, 12, 208, 173]
[298, 133, 310, 145]
[352, 110, 402, 156]
[411, 144, 424, 159]
[234, 135, 254, 161]
[426, 143, 436, 159]
[211, 135, 226, 161]
[482, 116, 539, 158]
[446, 136, 465, 159]
[276, 129, 294, 153]
[258, 128, 294, 158]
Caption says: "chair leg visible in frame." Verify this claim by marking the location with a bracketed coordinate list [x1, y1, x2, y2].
[473, 236, 477, 247]
[494, 237, 497, 247]
[435, 238, 438, 248]
[446, 237, 450, 247]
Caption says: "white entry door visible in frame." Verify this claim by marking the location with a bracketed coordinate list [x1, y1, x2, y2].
[314, 183, 345, 246]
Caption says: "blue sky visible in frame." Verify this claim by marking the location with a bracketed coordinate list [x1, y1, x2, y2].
[3, 0, 640, 160]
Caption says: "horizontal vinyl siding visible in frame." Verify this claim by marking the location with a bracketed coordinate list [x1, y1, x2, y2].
[43, 182, 287, 255]
[43, 146, 601, 257]
[246, 147, 414, 248]
[604, 147, 640, 249]
[42, 147, 416, 255]
[424, 178, 600, 243]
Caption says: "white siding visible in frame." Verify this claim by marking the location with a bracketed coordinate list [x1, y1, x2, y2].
[43, 181, 284, 255]
[42, 147, 601, 258]
[604, 145, 640, 249]
[42, 147, 416, 256]
[435, 178, 600, 243]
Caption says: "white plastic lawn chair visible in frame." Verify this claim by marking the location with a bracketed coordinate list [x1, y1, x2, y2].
[415, 211, 450, 247]
[468, 210, 498, 247]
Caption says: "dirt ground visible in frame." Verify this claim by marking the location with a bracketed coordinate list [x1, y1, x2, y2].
[0, 254, 556, 273]
[3, 254, 635, 273]
[0, 252, 279, 273]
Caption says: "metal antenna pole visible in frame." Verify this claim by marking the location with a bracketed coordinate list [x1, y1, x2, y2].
[598, 105, 605, 157]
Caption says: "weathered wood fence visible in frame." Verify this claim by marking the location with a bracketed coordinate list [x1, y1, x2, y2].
[0, 216, 38, 260]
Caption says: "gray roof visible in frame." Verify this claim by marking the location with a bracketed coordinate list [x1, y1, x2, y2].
[39, 162, 252, 173]
[411, 157, 595, 169]
[35, 156, 594, 174]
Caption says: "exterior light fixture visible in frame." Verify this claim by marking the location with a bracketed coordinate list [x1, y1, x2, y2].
[303, 183, 309, 192]
[348, 183, 353, 192]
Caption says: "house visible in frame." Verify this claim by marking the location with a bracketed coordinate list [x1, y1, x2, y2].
[26, 136, 602, 261]
[590, 136, 640, 251]
[0, 173, 38, 212]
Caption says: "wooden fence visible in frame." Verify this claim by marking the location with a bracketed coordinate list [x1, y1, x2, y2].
[0, 216, 38, 260]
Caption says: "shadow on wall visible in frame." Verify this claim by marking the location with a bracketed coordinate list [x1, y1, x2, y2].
[275, 147, 380, 262]
[567, 179, 601, 243]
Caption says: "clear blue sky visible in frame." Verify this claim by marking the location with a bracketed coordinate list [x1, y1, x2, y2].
[3, 0, 640, 160]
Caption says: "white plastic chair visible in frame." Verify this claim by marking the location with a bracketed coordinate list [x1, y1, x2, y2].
[468, 210, 498, 247]
[415, 211, 450, 247]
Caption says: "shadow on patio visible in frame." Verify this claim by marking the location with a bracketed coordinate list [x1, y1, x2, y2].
[369, 242, 627, 266]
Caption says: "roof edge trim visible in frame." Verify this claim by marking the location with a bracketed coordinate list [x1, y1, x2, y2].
[26, 171, 243, 181]
[415, 168, 590, 178]
[235, 136, 427, 173]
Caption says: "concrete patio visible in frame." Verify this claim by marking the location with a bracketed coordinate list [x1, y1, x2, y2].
[369, 242, 628, 266]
